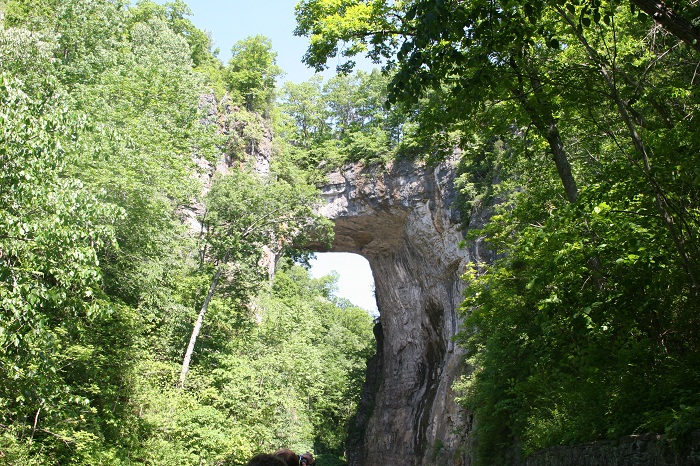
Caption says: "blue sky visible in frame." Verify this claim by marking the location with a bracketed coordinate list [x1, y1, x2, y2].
[164, 0, 379, 313]
[165, 0, 330, 83]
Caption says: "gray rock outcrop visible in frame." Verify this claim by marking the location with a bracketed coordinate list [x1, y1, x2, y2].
[315, 156, 492, 466]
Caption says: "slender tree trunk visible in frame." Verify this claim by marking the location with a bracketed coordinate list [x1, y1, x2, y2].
[509, 58, 580, 203]
[179, 249, 230, 388]
[557, 6, 698, 287]
[29, 406, 40, 445]
[541, 106, 580, 204]
[629, 0, 700, 52]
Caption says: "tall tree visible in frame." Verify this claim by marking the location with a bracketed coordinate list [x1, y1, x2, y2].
[553, 3, 698, 284]
[179, 171, 332, 387]
[225, 35, 283, 114]
[279, 75, 330, 148]
[278, 69, 404, 177]
[0, 41, 125, 462]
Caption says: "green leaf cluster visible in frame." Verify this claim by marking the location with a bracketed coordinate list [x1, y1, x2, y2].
[132, 264, 375, 465]
[225, 35, 284, 115]
[459, 177, 700, 463]
[276, 69, 418, 181]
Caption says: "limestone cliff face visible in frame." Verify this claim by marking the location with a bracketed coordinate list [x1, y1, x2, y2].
[186, 93, 276, 271]
[316, 156, 493, 466]
[181, 93, 280, 287]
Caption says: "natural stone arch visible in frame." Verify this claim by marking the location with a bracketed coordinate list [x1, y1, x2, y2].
[314, 156, 493, 466]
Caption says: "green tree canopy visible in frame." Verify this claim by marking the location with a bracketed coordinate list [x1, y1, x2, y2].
[226, 35, 284, 114]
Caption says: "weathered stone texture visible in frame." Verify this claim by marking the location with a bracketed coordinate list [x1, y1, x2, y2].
[316, 156, 491, 466]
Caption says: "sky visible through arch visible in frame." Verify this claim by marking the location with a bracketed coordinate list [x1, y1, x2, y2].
[310, 253, 378, 315]
[160, 0, 380, 313]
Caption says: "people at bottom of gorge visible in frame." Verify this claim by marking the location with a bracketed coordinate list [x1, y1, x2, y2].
[246, 453, 287, 466]
[248, 449, 315, 466]
[274, 448, 300, 466]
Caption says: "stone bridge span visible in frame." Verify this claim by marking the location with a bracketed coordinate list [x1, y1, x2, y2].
[315, 157, 492, 466]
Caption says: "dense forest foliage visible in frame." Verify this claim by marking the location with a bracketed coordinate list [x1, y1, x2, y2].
[294, 0, 700, 464]
[0, 1, 377, 464]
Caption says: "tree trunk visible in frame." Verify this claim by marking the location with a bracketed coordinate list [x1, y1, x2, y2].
[542, 109, 580, 204]
[630, 0, 700, 53]
[179, 249, 230, 388]
[509, 57, 580, 203]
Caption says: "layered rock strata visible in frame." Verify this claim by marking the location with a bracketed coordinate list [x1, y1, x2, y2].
[315, 156, 492, 466]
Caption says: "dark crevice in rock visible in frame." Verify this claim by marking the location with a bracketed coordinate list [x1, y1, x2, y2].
[414, 300, 447, 460]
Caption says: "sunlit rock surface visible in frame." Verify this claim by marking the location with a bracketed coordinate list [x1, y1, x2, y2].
[316, 156, 493, 466]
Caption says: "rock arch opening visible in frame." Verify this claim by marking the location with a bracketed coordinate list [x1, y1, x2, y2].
[310, 252, 378, 316]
